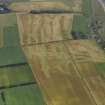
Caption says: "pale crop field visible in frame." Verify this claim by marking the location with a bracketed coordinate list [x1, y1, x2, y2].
[17, 13, 73, 45]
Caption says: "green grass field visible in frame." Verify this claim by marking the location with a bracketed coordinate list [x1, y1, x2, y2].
[0, 64, 35, 88]
[72, 0, 92, 36]
[4, 84, 46, 105]
[0, 95, 4, 105]
[4, 26, 20, 47]
[0, 47, 26, 66]
[72, 15, 89, 34]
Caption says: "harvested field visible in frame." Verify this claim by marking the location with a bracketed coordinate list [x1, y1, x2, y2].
[23, 40, 105, 105]
[65, 40, 105, 78]
[17, 13, 73, 45]
[9, 1, 82, 12]
[85, 76, 105, 105]
[0, 14, 20, 47]
[4, 84, 46, 105]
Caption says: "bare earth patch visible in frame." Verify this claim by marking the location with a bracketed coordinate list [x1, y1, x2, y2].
[9, 0, 82, 12]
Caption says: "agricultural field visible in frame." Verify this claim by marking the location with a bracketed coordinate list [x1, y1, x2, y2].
[9, 0, 82, 12]
[0, 13, 20, 48]
[17, 13, 73, 45]
[22, 39, 105, 105]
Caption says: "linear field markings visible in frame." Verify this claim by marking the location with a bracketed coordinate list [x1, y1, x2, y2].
[65, 40, 105, 105]
[22, 40, 97, 105]
[0, 47, 26, 66]
[17, 13, 73, 45]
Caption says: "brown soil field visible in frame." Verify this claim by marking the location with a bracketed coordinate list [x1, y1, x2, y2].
[9, 1, 71, 12]
[17, 13, 73, 45]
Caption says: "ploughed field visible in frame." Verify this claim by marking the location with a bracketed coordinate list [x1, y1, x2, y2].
[9, 0, 82, 13]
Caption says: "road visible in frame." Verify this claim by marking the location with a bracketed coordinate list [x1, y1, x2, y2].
[97, 0, 105, 12]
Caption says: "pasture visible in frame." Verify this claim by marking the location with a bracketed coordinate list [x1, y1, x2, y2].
[0, 47, 26, 66]
[0, 13, 20, 48]
[0, 64, 35, 88]
[0, 84, 46, 105]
